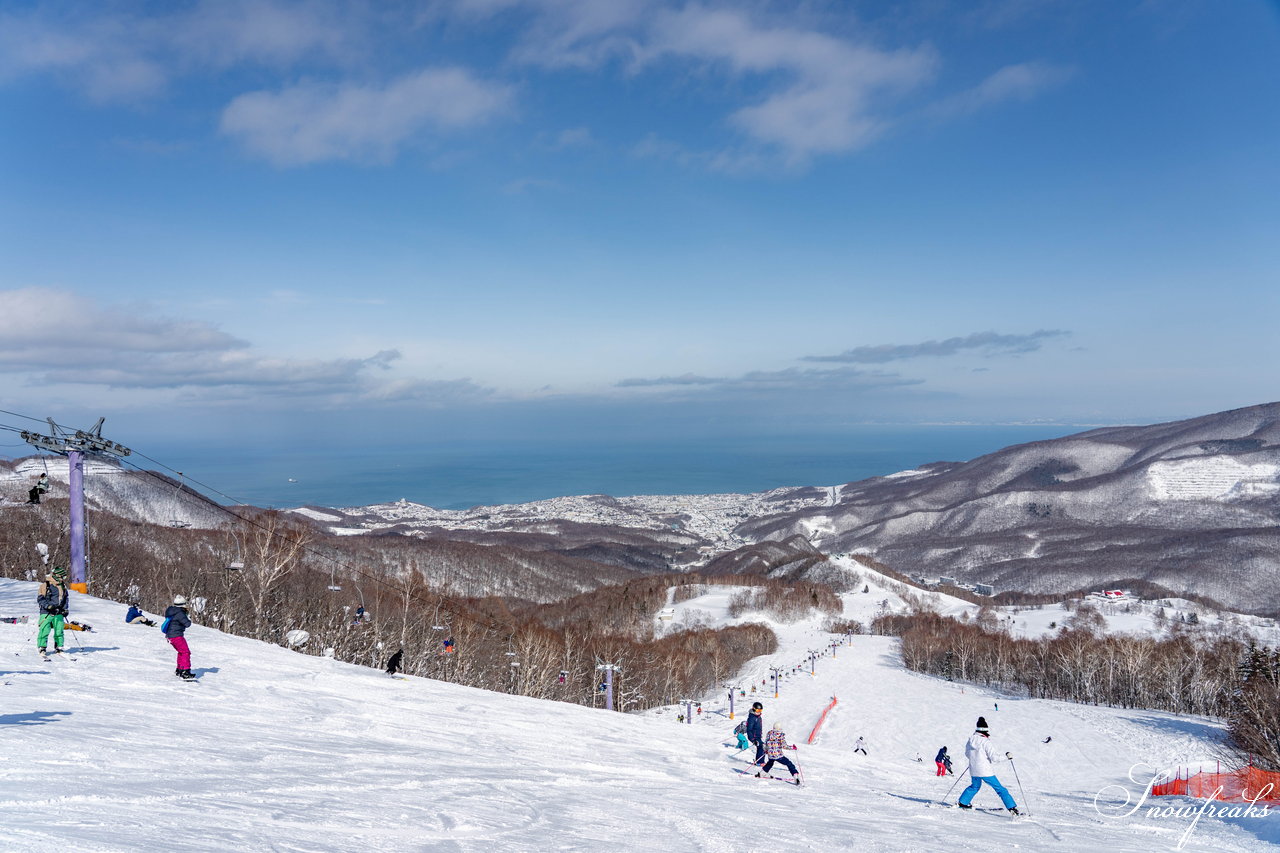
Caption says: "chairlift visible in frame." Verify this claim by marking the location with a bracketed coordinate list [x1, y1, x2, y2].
[326, 566, 342, 592]
[168, 473, 192, 529]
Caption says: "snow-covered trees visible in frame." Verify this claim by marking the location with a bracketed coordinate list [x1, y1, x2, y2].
[1228, 643, 1280, 771]
[877, 610, 1244, 716]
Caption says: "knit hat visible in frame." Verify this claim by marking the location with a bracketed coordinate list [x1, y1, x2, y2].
[771, 722, 783, 731]
[51, 566, 67, 581]
[976, 716, 989, 733]
[173, 595, 188, 606]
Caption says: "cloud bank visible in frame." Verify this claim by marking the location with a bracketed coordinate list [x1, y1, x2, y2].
[0, 288, 486, 403]
[804, 330, 1070, 364]
[0, 2, 1071, 169]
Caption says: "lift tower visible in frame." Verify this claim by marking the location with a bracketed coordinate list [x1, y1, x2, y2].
[21, 418, 131, 593]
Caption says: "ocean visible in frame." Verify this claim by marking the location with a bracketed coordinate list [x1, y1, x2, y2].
[137, 425, 1084, 510]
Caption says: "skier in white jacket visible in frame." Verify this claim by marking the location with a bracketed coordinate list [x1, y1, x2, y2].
[957, 716, 1020, 814]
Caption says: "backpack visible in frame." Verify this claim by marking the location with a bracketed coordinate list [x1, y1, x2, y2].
[160, 616, 172, 634]
[733, 721, 747, 735]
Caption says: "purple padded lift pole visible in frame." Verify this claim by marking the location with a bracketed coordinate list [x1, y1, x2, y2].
[68, 450, 86, 589]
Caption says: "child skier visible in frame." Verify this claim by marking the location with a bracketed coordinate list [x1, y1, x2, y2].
[957, 716, 1019, 814]
[935, 746, 953, 776]
[163, 595, 195, 680]
[36, 566, 69, 655]
[733, 720, 751, 751]
[757, 722, 801, 783]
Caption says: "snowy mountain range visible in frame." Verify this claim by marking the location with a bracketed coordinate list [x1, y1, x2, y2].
[311, 402, 1280, 614]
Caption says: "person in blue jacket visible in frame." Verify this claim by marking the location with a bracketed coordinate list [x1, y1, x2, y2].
[125, 601, 156, 627]
[746, 701, 765, 766]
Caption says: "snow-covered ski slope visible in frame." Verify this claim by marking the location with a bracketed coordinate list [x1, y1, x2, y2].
[0, 578, 1275, 852]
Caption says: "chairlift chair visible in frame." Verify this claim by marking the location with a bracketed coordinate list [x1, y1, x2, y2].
[168, 473, 192, 529]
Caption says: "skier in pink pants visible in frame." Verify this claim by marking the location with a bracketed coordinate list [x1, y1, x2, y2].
[163, 595, 195, 681]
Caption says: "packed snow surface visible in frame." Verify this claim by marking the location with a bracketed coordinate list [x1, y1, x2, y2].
[0, 577, 1275, 852]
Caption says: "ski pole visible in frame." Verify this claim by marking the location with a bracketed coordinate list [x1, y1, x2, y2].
[942, 763, 967, 804]
[1008, 758, 1029, 809]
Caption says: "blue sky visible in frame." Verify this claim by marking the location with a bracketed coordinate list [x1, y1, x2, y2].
[1, 0, 1278, 449]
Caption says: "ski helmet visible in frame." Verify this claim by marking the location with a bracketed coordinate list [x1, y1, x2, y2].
[174, 595, 188, 606]
[751, 701, 763, 711]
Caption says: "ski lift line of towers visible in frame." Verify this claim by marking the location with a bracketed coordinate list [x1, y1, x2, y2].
[708, 631, 855, 724]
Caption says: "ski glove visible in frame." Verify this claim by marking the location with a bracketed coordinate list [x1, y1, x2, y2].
[1005, 752, 1013, 759]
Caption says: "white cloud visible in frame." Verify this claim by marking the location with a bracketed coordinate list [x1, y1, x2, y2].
[0, 288, 478, 401]
[504, 177, 562, 194]
[927, 61, 1072, 119]
[616, 364, 919, 398]
[220, 68, 514, 166]
[804, 330, 1071, 364]
[0, 1, 358, 103]
[0, 287, 245, 354]
[171, 0, 357, 69]
[455, 0, 651, 69]
[552, 126, 595, 148]
[648, 7, 936, 163]
[446, 2, 939, 166]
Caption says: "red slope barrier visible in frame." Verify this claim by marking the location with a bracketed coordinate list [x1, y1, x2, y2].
[1152, 766, 1280, 803]
[807, 696, 838, 745]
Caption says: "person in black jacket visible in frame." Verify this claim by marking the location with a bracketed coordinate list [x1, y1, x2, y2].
[164, 596, 195, 680]
[27, 473, 49, 505]
[36, 567, 69, 654]
[746, 701, 766, 766]
[386, 648, 404, 676]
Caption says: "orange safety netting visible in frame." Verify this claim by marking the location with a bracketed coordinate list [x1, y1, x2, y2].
[807, 696, 838, 745]
[1151, 766, 1280, 803]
